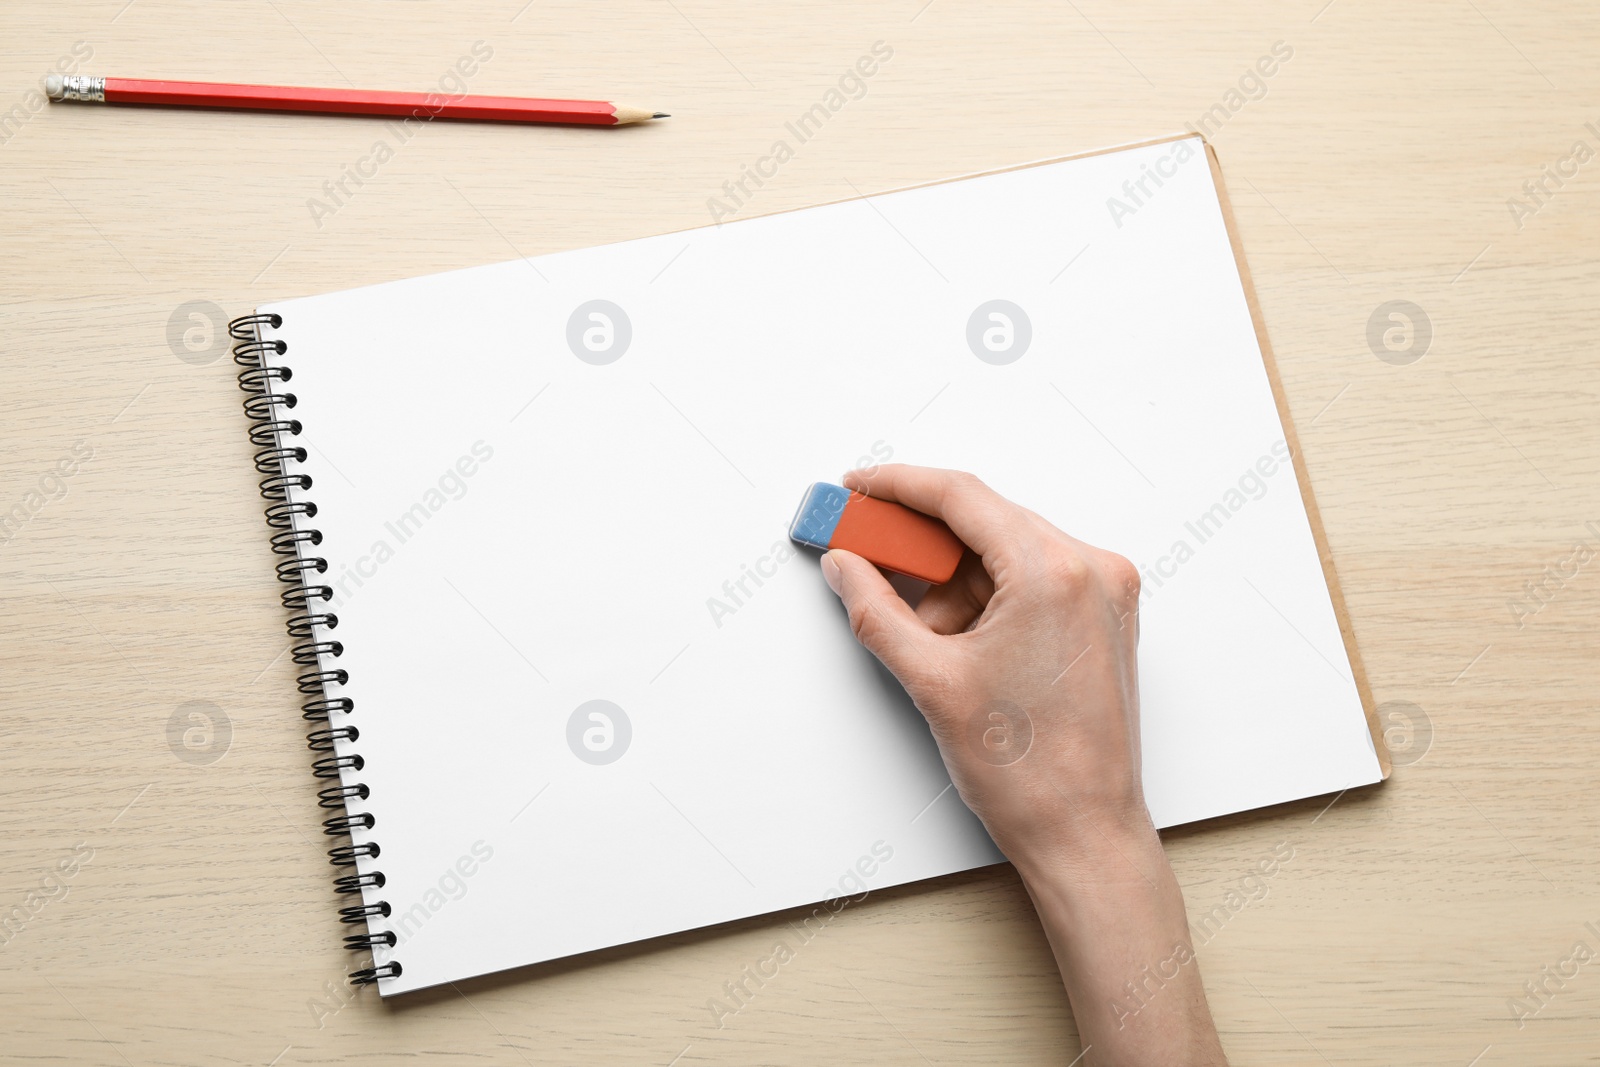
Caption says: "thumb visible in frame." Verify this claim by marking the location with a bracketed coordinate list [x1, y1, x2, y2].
[822, 549, 937, 688]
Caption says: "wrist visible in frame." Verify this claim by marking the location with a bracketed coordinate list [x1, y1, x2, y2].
[1006, 806, 1171, 910]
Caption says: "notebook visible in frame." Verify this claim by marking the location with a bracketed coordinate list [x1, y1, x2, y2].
[233, 133, 1388, 996]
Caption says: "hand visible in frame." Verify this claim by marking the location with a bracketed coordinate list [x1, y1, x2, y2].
[819, 464, 1227, 1067]
[820, 463, 1149, 869]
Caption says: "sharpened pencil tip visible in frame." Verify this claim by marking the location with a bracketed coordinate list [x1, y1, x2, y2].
[653, 113, 670, 119]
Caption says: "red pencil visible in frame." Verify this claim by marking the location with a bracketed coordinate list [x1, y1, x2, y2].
[44, 74, 667, 126]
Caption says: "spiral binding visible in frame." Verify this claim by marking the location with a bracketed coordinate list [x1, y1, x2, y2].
[231, 312, 401, 988]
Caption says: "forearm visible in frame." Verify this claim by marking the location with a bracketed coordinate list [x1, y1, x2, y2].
[1014, 825, 1228, 1067]
[820, 465, 1228, 1062]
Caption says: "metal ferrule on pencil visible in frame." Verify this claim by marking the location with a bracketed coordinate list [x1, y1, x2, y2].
[46, 75, 106, 103]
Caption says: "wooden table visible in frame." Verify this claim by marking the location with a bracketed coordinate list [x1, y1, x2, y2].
[3, 2, 1595, 1063]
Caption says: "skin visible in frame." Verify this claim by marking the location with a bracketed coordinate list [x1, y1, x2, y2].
[819, 463, 1228, 1067]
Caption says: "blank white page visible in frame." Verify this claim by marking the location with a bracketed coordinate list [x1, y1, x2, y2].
[257, 135, 1383, 995]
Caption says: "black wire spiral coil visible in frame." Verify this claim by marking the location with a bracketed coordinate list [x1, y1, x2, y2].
[231, 313, 402, 988]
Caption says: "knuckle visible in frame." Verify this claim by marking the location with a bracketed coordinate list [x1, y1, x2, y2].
[1040, 550, 1093, 594]
[950, 470, 985, 491]
[939, 470, 984, 506]
[846, 600, 876, 646]
[1101, 552, 1142, 601]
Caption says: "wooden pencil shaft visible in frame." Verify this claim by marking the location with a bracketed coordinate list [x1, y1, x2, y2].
[46, 75, 662, 126]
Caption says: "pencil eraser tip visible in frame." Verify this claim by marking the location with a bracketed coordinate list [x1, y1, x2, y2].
[44, 75, 64, 101]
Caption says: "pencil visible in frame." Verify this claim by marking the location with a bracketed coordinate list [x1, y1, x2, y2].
[44, 75, 667, 127]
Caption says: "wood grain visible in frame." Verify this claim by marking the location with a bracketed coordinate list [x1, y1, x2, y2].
[2, 2, 1597, 1064]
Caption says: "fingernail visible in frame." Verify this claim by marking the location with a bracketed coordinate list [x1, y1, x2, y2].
[820, 551, 843, 596]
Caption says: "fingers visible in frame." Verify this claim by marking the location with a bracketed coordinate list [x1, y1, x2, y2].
[843, 464, 1024, 561]
[915, 550, 994, 635]
[821, 549, 940, 688]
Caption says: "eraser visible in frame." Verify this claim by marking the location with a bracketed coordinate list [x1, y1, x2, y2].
[789, 482, 964, 585]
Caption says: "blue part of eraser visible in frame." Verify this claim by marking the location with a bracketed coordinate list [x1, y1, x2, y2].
[789, 482, 850, 549]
